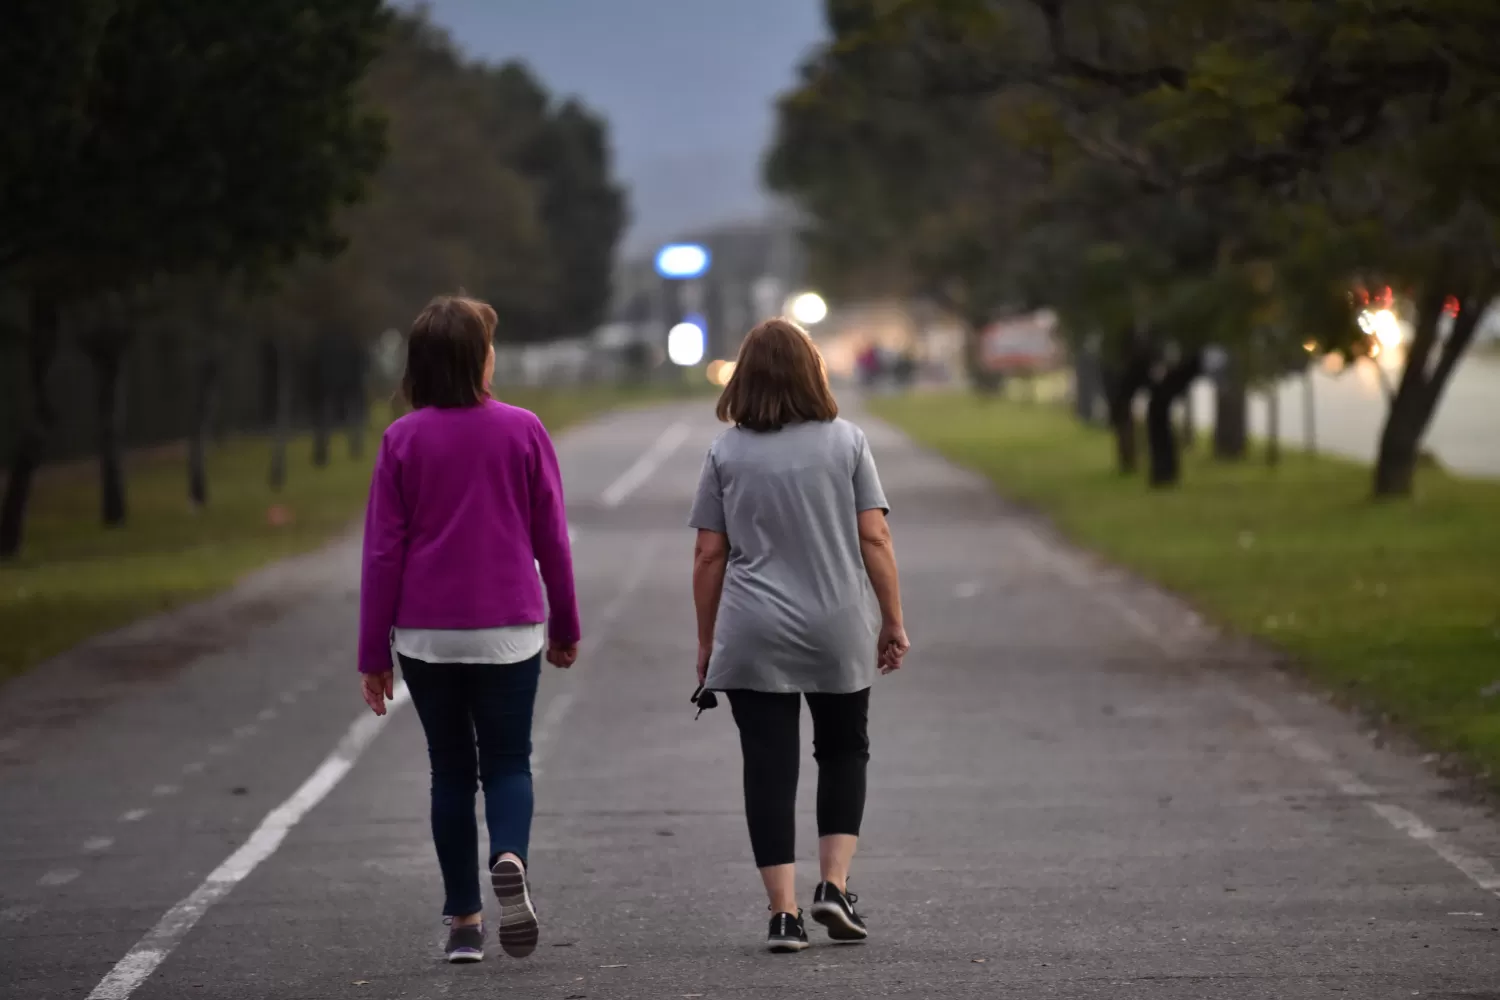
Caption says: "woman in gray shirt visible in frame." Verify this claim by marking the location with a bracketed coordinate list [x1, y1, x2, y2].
[690, 318, 910, 953]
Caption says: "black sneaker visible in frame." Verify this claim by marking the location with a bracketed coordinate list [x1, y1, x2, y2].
[490, 856, 539, 958]
[444, 919, 485, 963]
[811, 882, 868, 942]
[766, 909, 810, 953]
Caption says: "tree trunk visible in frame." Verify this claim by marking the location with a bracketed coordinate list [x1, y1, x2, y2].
[1265, 385, 1281, 468]
[1302, 368, 1317, 455]
[1072, 338, 1103, 424]
[964, 322, 1002, 395]
[1108, 401, 1138, 475]
[92, 339, 128, 526]
[346, 350, 368, 460]
[1372, 284, 1483, 498]
[0, 292, 62, 559]
[1101, 337, 1152, 476]
[1146, 353, 1202, 488]
[310, 338, 331, 468]
[268, 339, 291, 492]
[311, 399, 331, 467]
[1213, 363, 1248, 460]
[1373, 397, 1425, 496]
[188, 345, 221, 509]
[1180, 388, 1196, 449]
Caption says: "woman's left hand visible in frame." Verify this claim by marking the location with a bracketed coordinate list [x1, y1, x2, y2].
[361, 670, 394, 716]
[696, 644, 712, 685]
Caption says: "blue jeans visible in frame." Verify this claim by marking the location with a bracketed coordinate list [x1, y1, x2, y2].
[399, 653, 542, 917]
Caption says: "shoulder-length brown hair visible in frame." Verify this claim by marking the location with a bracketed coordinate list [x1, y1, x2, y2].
[401, 295, 497, 409]
[716, 317, 839, 432]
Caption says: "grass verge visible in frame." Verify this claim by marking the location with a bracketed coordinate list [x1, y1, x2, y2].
[869, 392, 1500, 788]
[1, 386, 684, 682]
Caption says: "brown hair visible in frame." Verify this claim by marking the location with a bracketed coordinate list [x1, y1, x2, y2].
[716, 317, 838, 432]
[401, 295, 497, 409]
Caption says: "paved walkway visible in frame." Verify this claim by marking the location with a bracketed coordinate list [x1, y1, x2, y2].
[2, 402, 1498, 999]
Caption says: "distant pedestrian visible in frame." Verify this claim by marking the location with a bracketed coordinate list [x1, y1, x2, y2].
[690, 317, 910, 952]
[358, 295, 580, 964]
[856, 342, 882, 387]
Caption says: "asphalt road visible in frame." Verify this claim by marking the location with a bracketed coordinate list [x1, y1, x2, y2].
[2, 401, 1498, 999]
[1188, 354, 1500, 478]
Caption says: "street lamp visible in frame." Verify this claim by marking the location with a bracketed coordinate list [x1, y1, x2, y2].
[668, 321, 706, 366]
[789, 291, 828, 325]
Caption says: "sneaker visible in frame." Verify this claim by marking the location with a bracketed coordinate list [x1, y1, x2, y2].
[490, 856, 540, 958]
[444, 919, 485, 963]
[811, 882, 868, 942]
[766, 910, 810, 953]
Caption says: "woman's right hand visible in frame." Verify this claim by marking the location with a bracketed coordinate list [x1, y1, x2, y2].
[547, 642, 578, 669]
[877, 620, 910, 674]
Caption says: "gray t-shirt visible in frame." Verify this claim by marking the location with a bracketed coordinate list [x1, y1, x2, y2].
[688, 417, 889, 694]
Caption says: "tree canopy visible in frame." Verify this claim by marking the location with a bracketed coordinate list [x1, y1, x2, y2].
[0, 4, 628, 555]
[767, 0, 1500, 496]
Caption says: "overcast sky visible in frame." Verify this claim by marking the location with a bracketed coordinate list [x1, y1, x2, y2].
[414, 0, 827, 254]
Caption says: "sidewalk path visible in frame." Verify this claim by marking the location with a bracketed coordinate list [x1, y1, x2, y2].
[1, 402, 1497, 999]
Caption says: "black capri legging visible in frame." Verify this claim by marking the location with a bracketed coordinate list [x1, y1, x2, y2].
[726, 688, 871, 869]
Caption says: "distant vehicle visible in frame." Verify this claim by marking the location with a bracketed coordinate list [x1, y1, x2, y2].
[979, 311, 1062, 375]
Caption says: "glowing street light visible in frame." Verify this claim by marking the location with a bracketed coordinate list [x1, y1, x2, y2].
[655, 243, 711, 280]
[667, 321, 706, 366]
[789, 291, 828, 325]
[706, 359, 737, 386]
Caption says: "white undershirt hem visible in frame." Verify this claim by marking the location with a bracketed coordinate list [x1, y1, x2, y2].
[392, 623, 546, 665]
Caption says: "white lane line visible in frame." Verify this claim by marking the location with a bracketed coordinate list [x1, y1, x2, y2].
[1366, 801, 1500, 893]
[257, 709, 278, 722]
[599, 422, 692, 508]
[1016, 526, 1500, 902]
[83, 837, 115, 853]
[85, 684, 411, 1000]
[182, 761, 206, 776]
[38, 868, 80, 887]
[232, 724, 258, 739]
[151, 784, 179, 798]
[1, 904, 37, 922]
[120, 809, 149, 823]
[279, 692, 298, 705]
[531, 536, 661, 778]
[207, 744, 229, 756]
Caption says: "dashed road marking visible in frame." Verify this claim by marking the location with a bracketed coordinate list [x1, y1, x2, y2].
[531, 536, 659, 779]
[1016, 526, 1500, 902]
[83, 837, 115, 853]
[600, 422, 692, 507]
[85, 685, 412, 1000]
[151, 784, 179, 798]
[120, 809, 148, 823]
[38, 868, 80, 887]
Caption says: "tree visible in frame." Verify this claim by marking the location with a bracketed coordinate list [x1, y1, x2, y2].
[0, 0, 388, 554]
[770, 0, 1500, 496]
[481, 63, 627, 342]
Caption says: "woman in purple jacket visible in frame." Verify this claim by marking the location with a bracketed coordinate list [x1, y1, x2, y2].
[358, 295, 581, 964]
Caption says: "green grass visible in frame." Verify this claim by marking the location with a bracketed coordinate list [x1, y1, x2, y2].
[0, 385, 686, 682]
[870, 393, 1500, 786]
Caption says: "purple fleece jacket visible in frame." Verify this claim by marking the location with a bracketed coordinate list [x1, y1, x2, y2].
[358, 399, 580, 674]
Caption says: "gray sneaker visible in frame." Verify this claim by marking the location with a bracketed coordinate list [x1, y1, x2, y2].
[491, 857, 540, 958]
[444, 919, 484, 963]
